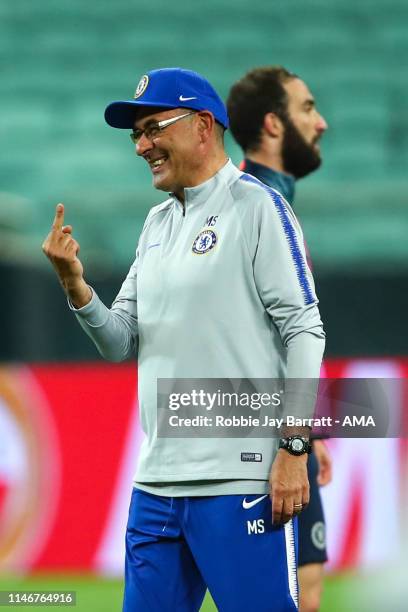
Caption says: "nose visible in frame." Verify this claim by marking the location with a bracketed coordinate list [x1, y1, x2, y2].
[136, 132, 154, 156]
[316, 112, 328, 133]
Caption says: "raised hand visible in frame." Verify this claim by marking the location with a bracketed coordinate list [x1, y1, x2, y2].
[42, 203, 92, 308]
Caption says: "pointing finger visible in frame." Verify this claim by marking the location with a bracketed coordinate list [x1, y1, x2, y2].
[52, 203, 64, 231]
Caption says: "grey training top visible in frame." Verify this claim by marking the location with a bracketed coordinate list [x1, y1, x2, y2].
[71, 159, 325, 496]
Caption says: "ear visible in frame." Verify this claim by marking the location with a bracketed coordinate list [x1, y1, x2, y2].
[196, 111, 215, 143]
[263, 112, 283, 139]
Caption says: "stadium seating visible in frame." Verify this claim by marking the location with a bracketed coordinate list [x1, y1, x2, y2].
[1, 0, 407, 270]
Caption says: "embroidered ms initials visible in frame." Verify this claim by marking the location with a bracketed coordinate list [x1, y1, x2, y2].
[205, 215, 218, 227]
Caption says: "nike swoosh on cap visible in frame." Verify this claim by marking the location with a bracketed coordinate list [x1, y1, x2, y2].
[242, 494, 268, 510]
[179, 95, 198, 101]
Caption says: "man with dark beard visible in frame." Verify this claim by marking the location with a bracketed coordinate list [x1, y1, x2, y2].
[227, 67, 331, 612]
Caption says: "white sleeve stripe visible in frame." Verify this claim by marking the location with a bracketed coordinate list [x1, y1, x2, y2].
[284, 519, 299, 609]
[240, 173, 315, 306]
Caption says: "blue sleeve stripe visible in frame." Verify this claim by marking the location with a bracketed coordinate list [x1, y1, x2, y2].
[240, 173, 315, 305]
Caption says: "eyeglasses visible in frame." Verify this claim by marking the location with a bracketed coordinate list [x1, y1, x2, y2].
[130, 111, 196, 144]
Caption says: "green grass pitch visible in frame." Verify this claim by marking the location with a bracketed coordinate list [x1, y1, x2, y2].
[0, 573, 362, 611]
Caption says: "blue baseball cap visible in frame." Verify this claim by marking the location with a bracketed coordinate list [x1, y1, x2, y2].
[104, 67, 229, 129]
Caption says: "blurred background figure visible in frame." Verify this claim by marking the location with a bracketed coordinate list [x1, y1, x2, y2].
[227, 65, 331, 612]
[1, 1, 408, 611]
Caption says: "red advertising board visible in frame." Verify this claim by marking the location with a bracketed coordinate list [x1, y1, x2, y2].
[0, 360, 407, 574]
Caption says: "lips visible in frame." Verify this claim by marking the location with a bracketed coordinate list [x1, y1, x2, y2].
[151, 158, 166, 167]
[148, 156, 168, 174]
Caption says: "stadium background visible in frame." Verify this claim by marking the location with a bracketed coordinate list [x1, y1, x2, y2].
[0, 0, 407, 610]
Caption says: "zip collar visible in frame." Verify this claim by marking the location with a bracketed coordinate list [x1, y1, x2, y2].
[170, 159, 238, 211]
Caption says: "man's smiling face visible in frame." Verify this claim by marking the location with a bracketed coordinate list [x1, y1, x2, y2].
[133, 107, 199, 198]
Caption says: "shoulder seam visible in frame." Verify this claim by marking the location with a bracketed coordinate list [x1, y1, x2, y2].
[142, 198, 173, 233]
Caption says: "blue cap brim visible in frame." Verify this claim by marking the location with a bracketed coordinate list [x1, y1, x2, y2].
[104, 100, 179, 129]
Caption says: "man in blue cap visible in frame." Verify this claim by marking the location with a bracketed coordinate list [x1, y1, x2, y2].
[105, 68, 230, 200]
[43, 67, 325, 611]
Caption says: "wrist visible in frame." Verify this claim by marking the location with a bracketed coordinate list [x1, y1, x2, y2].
[63, 278, 92, 308]
[278, 436, 312, 456]
[279, 425, 311, 439]
[277, 448, 308, 462]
